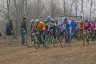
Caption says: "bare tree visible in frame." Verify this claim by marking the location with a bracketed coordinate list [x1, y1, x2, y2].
[63, 0, 66, 15]
[75, 0, 78, 19]
[89, 0, 93, 19]
[81, 0, 84, 19]
[62, 0, 69, 16]
[70, 0, 75, 15]
[7, 0, 10, 20]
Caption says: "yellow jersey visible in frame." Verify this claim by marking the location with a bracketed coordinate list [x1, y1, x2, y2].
[36, 22, 45, 31]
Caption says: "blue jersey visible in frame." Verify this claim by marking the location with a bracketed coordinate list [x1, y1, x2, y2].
[65, 20, 72, 43]
[46, 23, 50, 31]
[62, 21, 66, 31]
[57, 22, 62, 30]
[71, 21, 77, 31]
[62, 20, 72, 31]
[66, 21, 72, 30]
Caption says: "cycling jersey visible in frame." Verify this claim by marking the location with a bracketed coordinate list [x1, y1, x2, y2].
[36, 21, 46, 32]
[83, 22, 92, 31]
[46, 23, 50, 31]
[66, 20, 72, 31]
[79, 22, 84, 30]
[56, 22, 62, 30]
[71, 21, 78, 31]
[62, 21, 67, 31]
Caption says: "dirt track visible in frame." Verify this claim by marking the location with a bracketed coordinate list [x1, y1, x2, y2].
[0, 37, 96, 64]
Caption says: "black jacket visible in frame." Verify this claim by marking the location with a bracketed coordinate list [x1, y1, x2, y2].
[21, 21, 27, 34]
[0, 31, 2, 36]
[6, 21, 13, 35]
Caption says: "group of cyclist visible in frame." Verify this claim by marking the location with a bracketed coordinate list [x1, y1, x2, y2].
[5, 16, 96, 47]
[28, 16, 96, 46]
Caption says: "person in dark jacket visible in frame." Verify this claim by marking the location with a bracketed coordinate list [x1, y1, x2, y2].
[6, 19, 14, 47]
[0, 29, 2, 36]
[21, 17, 27, 45]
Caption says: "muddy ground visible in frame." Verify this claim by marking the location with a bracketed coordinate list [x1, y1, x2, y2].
[0, 37, 96, 64]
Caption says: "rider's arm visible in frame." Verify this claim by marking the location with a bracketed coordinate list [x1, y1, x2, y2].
[47, 24, 50, 31]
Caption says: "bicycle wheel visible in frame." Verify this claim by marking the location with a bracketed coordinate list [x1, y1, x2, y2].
[34, 41, 40, 49]
[34, 35, 40, 49]
[83, 38, 86, 46]
[26, 34, 34, 47]
[55, 31, 64, 48]
[59, 35, 65, 48]
[82, 32, 87, 46]
[44, 35, 51, 48]
[86, 35, 90, 44]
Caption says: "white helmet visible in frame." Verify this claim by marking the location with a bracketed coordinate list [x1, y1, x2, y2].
[30, 19, 34, 22]
[35, 19, 39, 22]
[51, 19, 54, 21]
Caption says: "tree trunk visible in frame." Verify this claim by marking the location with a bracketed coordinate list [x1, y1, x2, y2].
[7, 0, 10, 20]
[90, 0, 93, 19]
[63, 0, 66, 16]
[75, 0, 78, 19]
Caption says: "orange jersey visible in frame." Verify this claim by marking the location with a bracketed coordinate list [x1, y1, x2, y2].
[79, 22, 84, 30]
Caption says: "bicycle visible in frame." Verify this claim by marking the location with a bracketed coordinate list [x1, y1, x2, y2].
[76, 29, 83, 40]
[92, 28, 96, 40]
[43, 30, 56, 48]
[55, 29, 65, 48]
[26, 30, 35, 47]
[33, 30, 47, 49]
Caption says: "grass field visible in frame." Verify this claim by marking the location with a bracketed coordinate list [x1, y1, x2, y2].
[0, 37, 96, 64]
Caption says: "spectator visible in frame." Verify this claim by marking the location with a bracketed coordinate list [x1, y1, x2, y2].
[0, 31, 2, 36]
[21, 17, 27, 46]
[6, 19, 14, 47]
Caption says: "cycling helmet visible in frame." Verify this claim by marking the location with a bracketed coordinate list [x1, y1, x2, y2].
[30, 19, 35, 22]
[35, 19, 40, 22]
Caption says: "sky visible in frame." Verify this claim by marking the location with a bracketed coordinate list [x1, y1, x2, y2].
[58, 0, 96, 18]
[0, 0, 96, 20]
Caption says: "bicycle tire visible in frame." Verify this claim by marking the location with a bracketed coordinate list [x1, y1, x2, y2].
[26, 33, 34, 47]
[44, 35, 52, 48]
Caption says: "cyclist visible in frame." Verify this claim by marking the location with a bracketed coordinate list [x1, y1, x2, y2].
[94, 20, 96, 39]
[62, 18, 67, 39]
[83, 19, 92, 32]
[79, 20, 84, 30]
[35, 19, 46, 42]
[92, 19, 96, 40]
[83, 19, 93, 43]
[46, 16, 56, 39]
[56, 20, 63, 40]
[71, 18, 78, 38]
[63, 17, 72, 46]
[29, 19, 36, 32]
[89, 20, 95, 40]
[45, 19, 51, 40]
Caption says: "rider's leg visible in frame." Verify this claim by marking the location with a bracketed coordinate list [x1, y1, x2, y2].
[57, 29, 60, 40]
[67, 30, 72, 45]
[53, 28, 56, 39]
[40, 31, 45, 42]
